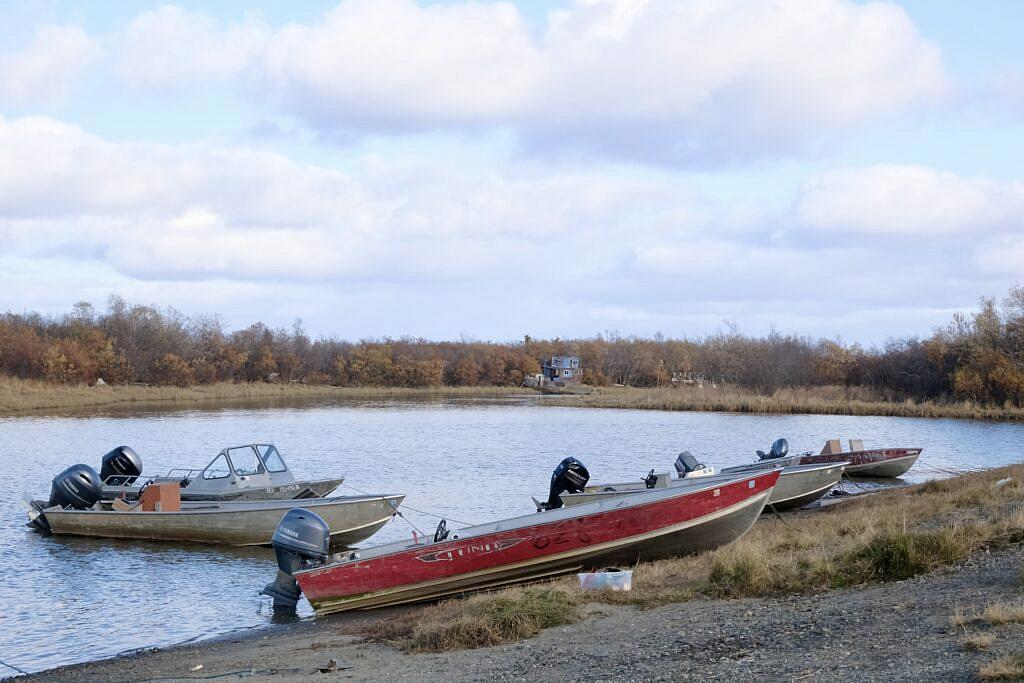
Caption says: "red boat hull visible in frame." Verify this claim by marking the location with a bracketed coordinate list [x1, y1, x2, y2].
[798, 447, 921, 478]
[296, 470, 779, 614]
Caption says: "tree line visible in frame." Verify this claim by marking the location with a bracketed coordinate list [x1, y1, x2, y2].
[2, 288, 1023, 406]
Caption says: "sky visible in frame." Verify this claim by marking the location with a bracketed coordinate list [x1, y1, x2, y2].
[0, 0, 1022, 344]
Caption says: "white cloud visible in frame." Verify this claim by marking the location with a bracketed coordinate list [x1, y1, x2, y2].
[0, 115, 713, 284]
[2, 114, 1019, 341]
[117, 5, 268, 89]
[0, 25, 101, 106]
[797, 164, 1024, 236]
[113, 0, 948, 164]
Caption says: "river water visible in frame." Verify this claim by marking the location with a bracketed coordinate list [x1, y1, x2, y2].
[2, 396, 1023, 675]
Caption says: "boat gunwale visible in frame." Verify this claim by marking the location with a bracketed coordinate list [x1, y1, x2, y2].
[41, 493, 405, 518]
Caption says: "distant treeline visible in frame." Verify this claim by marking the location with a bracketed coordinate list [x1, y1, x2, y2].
[2, 289, 1024, 406]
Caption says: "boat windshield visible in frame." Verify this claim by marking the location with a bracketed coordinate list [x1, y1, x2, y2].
[202, 453, 231, 479]
[227, 446, 264, 476]
[257, 445, 287, 473]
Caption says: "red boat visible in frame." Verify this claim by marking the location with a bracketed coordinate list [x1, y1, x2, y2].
[271, 469, 779, 615]
[797, 439, 921, 478]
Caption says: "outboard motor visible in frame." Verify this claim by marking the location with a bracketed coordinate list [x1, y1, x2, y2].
[539, 457, 590, 511]
[100, 446, 143, 486]
[674, 451, 715, 478]
[262, 508, 330, 609]
[29, 464, 103, 533]
[756, 438, 790, 461]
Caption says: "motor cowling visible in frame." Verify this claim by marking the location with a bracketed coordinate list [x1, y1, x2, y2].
[262, 508, 330, 609]
[540, 457, 590, 511]
[100, 446, 143, 486]
[757, 438, 790, 461]
[674, 451, 713, 477]
[48, 464, 102, 509]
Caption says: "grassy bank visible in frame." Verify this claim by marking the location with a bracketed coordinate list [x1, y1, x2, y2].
[0, 377, 525, 415]
[4, 376, 1024, 420]
[367, 463, 1024, 652]
[559, 385, 1024, 421]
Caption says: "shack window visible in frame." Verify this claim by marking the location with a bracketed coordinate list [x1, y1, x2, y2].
[563, 369, 571, 376]
[202, 453, 230, 479]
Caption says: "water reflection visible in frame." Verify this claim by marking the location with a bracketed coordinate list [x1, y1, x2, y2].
[3, 398, 1024, 673]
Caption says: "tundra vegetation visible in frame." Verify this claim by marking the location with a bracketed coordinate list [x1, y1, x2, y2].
[365, 464, 1024, 653]
[2, 286, 1024, 415]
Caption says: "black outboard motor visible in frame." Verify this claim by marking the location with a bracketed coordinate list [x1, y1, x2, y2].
[262, 508, 330, 609]
[674, 451, 709, 477]
[29, 464, 103, 533]
[756, 438, 790, 461]
[100, 446, 143, 486]
[539, 457, 590, 511]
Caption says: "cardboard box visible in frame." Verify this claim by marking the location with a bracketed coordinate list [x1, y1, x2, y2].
[140, 482, 181, 512]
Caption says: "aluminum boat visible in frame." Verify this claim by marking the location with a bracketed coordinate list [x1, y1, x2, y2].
[558, 449, 844, 511]
[792, 439, 921, 478]
[261, 465, 779, 615]
[29, 492, 403, 547]
[98, 444, 344, 502]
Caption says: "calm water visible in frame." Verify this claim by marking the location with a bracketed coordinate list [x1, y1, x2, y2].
[2, 396, 1024, 675]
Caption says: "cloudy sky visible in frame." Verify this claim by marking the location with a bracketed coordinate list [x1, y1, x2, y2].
[1, 0, 1021, 343]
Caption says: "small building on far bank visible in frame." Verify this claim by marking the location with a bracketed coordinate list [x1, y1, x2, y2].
[543, 356, 581, 386]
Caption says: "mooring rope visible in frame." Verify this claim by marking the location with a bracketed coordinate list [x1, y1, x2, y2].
[0, 657, 27, 675]
[338, 482, 477, 527]
[766, 503, 812, 536]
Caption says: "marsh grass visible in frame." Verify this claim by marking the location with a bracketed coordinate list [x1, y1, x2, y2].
[368, 464, 1024, 652]
[0, 376, 524, 414]
[559, 385, 1024, 421]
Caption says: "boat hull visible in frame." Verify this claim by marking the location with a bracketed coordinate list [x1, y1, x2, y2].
[562, 463, 844, 512]
[799, 448, 921, 478]
[761, 464, 844, 510]
[40, 494, 403, 547]
[295, 471, 778, 615]
[101, 477, 345, 502]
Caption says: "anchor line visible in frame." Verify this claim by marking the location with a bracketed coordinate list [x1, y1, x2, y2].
[0, 657, 27, 675]
[766, 503, 812, 536]
[338, 482, 477, 527]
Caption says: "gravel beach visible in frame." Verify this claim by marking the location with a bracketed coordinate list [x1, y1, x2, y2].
[20, 543, 1024, 683]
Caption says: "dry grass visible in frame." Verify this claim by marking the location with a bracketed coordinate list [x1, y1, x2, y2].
[558, 384, 1024, 421]
[5, 375, 1024, 420]
[986, 601, 1024, 625]
[0, 376, 525, 415]
[367, 464, 1024, 652]
[963, 633, 996, 651]
[979, 653, 1024, 680]
[364, 588, 579, 651]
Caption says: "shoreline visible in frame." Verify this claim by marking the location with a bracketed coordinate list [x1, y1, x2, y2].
[2, 378, 1024, 421]
[20, 540, 1024, 681]
[0, 379, 527, 416]
[19, 465, 1024, 681]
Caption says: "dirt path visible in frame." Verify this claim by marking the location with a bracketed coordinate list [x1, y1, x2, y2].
[22, 545, 1024, 683]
